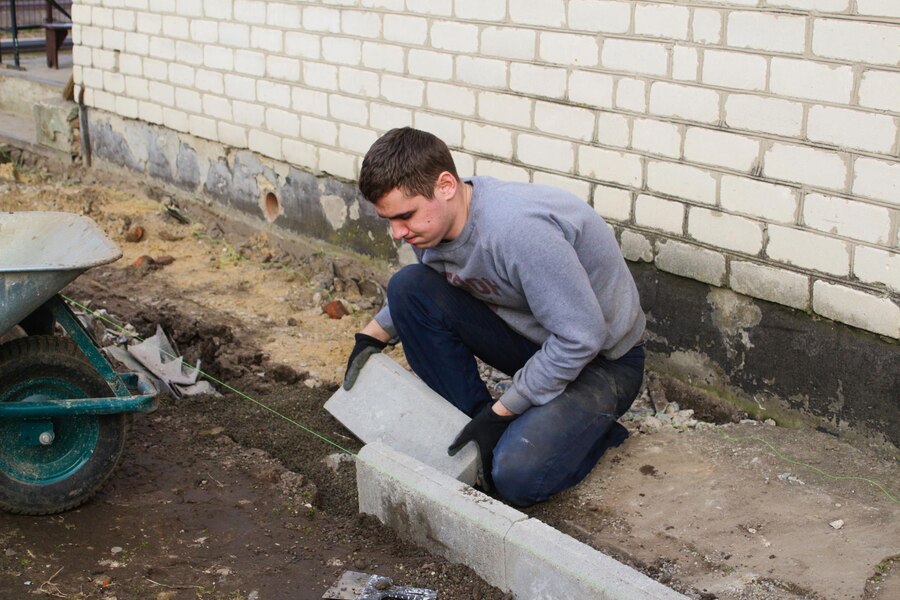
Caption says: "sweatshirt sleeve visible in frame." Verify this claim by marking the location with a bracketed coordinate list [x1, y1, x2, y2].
[497, 218, 607, 414]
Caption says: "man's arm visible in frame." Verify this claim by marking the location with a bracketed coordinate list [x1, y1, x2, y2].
[359, 319, 392, 343]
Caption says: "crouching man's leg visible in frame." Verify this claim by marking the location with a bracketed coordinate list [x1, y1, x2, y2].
[387, 264, 539, 417]
[492, 345, 645, 507]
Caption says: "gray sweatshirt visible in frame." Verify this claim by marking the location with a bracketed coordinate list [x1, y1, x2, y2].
[375, 176, 646, 414]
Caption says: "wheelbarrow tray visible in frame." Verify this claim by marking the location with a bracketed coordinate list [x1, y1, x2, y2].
[0, 211, 122, 338]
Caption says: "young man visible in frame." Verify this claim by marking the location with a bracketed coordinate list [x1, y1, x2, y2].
[344, 127, 646, 507]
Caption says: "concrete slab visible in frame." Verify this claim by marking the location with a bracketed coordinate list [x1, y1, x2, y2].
[325, 353, 477, 483]
[504, 518, 686, 600]
[357, 441, 528, 590]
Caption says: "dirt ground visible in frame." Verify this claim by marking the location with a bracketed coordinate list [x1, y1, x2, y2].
[1, 157, 898, 600]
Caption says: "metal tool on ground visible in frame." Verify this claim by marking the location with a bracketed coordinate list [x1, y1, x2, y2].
[0, 211, 158, 515]
[323, 570, 437, 600]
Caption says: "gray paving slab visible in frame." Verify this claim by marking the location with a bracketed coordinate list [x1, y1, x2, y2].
[325, 353, 477, 483]
[357, 441, 528, 590]
[505, 518, 687, 600]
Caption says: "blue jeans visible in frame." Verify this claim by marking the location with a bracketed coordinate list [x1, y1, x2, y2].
[388, 265, 645, 506]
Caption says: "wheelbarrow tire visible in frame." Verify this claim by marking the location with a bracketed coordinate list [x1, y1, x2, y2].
[0, 336, 128, 515]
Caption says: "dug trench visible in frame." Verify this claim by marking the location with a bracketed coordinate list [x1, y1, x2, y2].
[1, 162, 898, 599]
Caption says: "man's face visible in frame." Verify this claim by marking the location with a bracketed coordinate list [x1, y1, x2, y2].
[374, 182, 457, 249]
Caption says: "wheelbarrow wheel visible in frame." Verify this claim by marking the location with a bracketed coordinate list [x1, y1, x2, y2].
[0, 336, 128, 515]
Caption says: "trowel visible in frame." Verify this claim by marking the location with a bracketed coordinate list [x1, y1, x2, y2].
[323, 570, 437, 600]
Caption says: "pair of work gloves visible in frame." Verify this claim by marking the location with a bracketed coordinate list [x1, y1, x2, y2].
[343, 333, 516, 492]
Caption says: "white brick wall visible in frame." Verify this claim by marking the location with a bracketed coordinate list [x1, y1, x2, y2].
[73, 0, 899, 339]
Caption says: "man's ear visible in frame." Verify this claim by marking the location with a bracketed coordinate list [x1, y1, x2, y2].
[433, 171, 458, 200]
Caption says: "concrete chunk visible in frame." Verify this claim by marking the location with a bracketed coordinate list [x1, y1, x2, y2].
[505, 519, 687, 599]
[357, 441, 528, 590]
[325, 353, 477, 483]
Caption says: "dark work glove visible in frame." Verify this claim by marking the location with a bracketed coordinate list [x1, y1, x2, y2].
[342, 333, 388, 390]
[447, 404, 517, 492]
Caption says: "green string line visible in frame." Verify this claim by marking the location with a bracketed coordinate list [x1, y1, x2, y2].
[61, 294, 357, 457]
[715, 432, 898, 504]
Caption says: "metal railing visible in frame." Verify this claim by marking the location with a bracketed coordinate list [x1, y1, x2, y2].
[0, 1, 72, 68]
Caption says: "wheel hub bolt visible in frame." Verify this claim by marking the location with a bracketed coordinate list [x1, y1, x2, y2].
[39, 431, 55, 446]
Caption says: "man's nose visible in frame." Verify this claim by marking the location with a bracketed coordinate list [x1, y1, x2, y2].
[390, 221, 407, 239]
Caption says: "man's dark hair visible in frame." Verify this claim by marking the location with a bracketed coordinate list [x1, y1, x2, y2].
[358, 127, 459, 203]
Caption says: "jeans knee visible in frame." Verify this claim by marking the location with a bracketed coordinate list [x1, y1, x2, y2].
[386, 265, 433, 312]
[491, 449, 543, 507]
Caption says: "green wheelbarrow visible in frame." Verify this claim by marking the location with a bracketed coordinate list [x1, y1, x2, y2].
[0, 211, 158, 515]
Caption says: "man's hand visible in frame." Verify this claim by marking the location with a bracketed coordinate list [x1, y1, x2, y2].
[342, 333, 388, 390]
[448, 403, 516, 491]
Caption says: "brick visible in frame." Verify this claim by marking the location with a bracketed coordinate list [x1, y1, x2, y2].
[249, 129, 283, 160]
[408, 50, 453, 81]
[415, 113, 462, 147]
[456, 0, 505, 20]
[635, 3, 689, 40]
[807, 106, 897, 154]
[202, 94, 231, 120]
[540, 32, 599, 66]
[727, 12, 806, 53]
[71, 4, 90, 26]
[162, 15, 189, 39]
[204, 46, 233, 70]
[283, 138, 317, 170]
[362, 42, 404, 72]
[452, 151, 475, 178]
[456, 56, 507, 88]
[92, 48, 116, 71]
[813, 19, 900, 66]
[204, 0, 231, 19]
[342, 11, 381, 38]
[702, 50, 767, 92]
[647, 160, 717, 205]
[119, 54, 142, 75]
[174, 87, 201, 113]
[616, 78, 648, 113]
[360, 0, 404, 9]
[568, 0, 630, 34]
[730, 261, 810, 310]
[169, 64, 194, 87]
[224, 74, 256, 101]
[812, 281, 899, 338]
[233, 101, 265, 127]
[463, 122, 513, 159]
[125, 75, 148, 99]
[510, 63, 567, 99]
[853, 158, 900, 206]
[568, 71, 614, 109]
[593, 185, 632, 222]
[383, 14, 427, 45]
[858, 71, 900, 113]
[601, 39, 669, 77]
[334, 123, 374, 155]
[855, 247, 900, 292]
[509, 0, 565, 27]
[301, 115, 338, 145]
[148, 36, 175, 60]
[322, 37, 360, 66]
[92, 90, 116, 114]
[104, 29, 126, 51]
[532, 172, 591, 202]
[104, 71, 125, 95]
[767, 225, 850, 276]
[518, 134, 575, 173]
[189, 19, 218, 43]
[692, 9, 722, 44]
[117, 96, 139, 119]
[406, 0, 451, 16]
[113, 9, 135, 31]
[649, 82, 719, 124]
[481, 27, 535, 61]
[92, 7, 112, 27]
[234, 50, 264, 76]
[578, 146, 642, 187]
[135, 12, 161, 35]
[689, 207, 763, 254]
[188, 115, 217, 140]
[162, 107, 189, 133]
[175, 41, 203, 66]
[534, 102, 595, 142]
[257, 80, 291, 108]
[219, 22, 250, 47]
[764, 143, 847, 191]
[251, 27, 283, 53]
[769, 58, 853, 104]
[338, 67, 379, 97]
[235, 0, 266, 24]
[80, 25, 102, 48]
[635, 194, 685, 234]
[148, 81, 174, 106]
[382, 75, 425, 107]
[721, 176, 798, 224]
[427, 82, 476, 117]
[265, 108, 300, 137]
[82, 68, 103, 89]
[303, 6, 340, 33]
[357, 442, 523, 589]
[672, 46, 699, 81]
[303, 62, 338, 90]
[431, 21, 478, 53]
[597, 113, 630, 148]
[724, 94, 803, 137]
[655, 239, 726, 286]
[139, 100, 163, 124]
[684, 128, 760, 172]
[474, 160, 527, 182]
[803, 193, 891, 244]
[370, 103, 413, 130]
[768, 0, 849, 10]
[329, 95, 368, 125]
[267, 2, 301, 27]
[856, 0, 900, 17]
[293, 88, 328, 117]
[125, 32, 149, 55]
[285, 32, 320, 59]
[632, 118, 681, 158]
[621, 229, 654, 262]
[478, 92, 532, 128]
